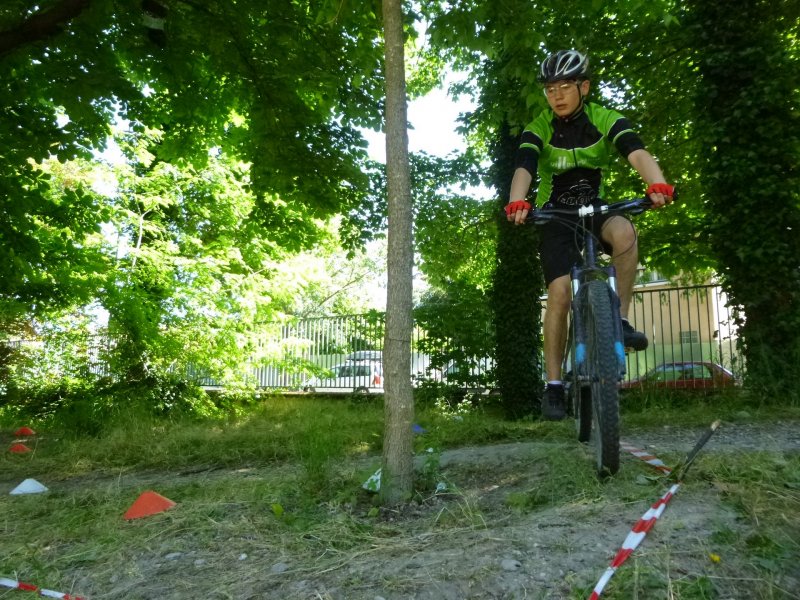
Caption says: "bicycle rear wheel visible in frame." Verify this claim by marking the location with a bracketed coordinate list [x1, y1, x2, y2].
[585, 280, 620, 476]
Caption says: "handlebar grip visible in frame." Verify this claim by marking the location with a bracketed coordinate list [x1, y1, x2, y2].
[644, 187, 679, 203]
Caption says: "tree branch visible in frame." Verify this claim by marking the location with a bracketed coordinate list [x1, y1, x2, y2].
[0, 0, 92, 58]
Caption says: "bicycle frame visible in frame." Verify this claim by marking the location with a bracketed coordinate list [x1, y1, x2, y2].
[526, 198, 653, 380]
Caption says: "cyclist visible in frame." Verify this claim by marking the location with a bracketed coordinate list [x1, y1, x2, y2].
[505, 49, 674, 421]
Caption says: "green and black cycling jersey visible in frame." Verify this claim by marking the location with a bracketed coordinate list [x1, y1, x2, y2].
[516, 102, 645, 207]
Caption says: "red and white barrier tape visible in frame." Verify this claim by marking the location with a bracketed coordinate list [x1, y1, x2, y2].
[620, 442, 673, 475]
[588, 422, 719, 600]
[0, 577, 85, 599]
[587, 481, 681, 600]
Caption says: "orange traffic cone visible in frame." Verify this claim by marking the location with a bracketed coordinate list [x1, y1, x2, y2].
[123, 490, 176, 520]
[14, 426, 36, 437]
[9, 443, 31, 454]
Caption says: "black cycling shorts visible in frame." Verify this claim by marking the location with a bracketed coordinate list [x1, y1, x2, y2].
[538, 212, 634, 286]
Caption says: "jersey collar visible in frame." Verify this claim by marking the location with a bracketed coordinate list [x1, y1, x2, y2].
[556, 102, 586, 123]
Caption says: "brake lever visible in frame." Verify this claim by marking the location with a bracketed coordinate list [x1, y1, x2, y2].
[627, 203, 649, 216]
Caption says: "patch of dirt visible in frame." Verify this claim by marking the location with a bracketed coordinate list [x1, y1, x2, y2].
[621, 420, 800, 455]
[6, 422, 800, 599]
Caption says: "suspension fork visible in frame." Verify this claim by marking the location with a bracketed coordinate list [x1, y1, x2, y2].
[605, 264, 627, 376]
[570, 266, 587, 376]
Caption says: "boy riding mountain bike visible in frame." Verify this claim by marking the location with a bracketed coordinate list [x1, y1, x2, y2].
[504, 49, 674, 421]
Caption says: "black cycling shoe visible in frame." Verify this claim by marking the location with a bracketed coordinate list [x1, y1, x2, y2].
[542, 383, 566, 421]
[622, 319, 648, 351]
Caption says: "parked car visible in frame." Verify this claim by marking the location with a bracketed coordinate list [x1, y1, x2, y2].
[620, 361, 737, 393]
[302, 361, 383, 394]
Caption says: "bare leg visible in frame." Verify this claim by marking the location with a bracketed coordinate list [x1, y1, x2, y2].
[601, 216, 638, 319]
[544, 275, 571, 381]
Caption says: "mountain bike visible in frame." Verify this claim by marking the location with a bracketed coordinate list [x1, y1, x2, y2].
[527, 197, 656, 476]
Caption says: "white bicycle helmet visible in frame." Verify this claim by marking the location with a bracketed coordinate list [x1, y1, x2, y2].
[538, 50, 590, 83]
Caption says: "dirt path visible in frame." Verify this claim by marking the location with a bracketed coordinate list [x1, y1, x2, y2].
[4, 421, 798, 599]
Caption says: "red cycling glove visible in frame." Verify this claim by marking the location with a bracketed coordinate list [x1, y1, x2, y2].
[505, 200, 531, 216]
[645, 183, 674, 198]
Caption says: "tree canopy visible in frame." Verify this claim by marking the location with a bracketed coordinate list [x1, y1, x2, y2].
[2, 0, 799, 409]
[1, 0, 387, 321]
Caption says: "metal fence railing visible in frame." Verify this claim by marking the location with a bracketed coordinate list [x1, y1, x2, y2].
[623, 284, 742, 381]
[1, 284, 742, 393]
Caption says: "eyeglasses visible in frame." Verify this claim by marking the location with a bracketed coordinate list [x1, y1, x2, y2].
[543, 81, 578, 97]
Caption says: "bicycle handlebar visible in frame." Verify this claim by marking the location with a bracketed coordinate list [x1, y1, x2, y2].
[524, 196, 656, 225]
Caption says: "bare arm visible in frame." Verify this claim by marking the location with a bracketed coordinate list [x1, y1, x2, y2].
[509, 167, 533, 203]
[627, 149, 672, 208]
[628, 148, 666, 184]
[507, 167, 534, 224]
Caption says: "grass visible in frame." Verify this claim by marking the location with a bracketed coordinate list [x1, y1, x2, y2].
[621, 387, 800, 429]
[0, 392, 555, 491]
[1, 390, 799, 599]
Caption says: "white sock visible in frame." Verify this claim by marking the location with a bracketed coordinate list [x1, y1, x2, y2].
[547, 380, 562, 387]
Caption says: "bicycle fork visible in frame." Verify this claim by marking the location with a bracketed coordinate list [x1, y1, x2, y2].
[570, 269, 588, 378]
[607, 269, 627, 377]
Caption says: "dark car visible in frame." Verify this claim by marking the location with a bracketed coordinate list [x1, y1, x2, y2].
[620, 361, 738, 393]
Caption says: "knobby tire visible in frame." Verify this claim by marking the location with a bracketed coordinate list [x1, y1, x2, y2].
[585, 280, 620, 476]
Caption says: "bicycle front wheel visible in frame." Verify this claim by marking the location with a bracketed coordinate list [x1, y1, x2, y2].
[585, 280, 621, 476]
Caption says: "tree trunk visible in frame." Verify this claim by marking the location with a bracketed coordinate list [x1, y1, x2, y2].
[490, 121, 543, 418]
[380, 0, 415, 505]
[686, 0, 800, 398]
